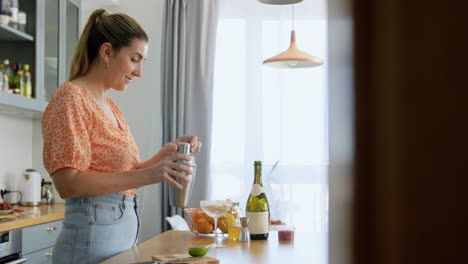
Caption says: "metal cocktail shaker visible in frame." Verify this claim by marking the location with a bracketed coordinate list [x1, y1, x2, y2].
[169, 142, 197, 208]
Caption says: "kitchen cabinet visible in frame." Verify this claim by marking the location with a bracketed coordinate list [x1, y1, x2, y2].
[44, 0, 80, 109]
[0, 0, 41, 115]
[0, 0, 81, 118]
[22, 220, 62, 264]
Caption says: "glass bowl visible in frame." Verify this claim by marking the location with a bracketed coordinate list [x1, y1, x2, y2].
[183, 207, 214, 235]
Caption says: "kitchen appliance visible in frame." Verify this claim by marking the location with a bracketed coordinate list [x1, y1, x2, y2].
[19, 169, 41, 206]
[0, 229, 26, 263]
[41, 179, 54, 204]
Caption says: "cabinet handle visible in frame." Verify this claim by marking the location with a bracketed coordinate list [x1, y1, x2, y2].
[46, 226, 57, 231]
[46, 252, 53, 257]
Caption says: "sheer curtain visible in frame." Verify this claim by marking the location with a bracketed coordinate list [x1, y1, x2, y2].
[210, 0, 328, 233]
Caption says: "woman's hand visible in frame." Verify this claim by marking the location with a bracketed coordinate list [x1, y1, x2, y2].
[174, 135, 202, 153]
[148, 152, 193, 189]
[137, 135, 201, 170]
[136, 142, 178, 169]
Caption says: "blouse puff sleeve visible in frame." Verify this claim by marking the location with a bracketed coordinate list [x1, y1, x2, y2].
[42, 86, 92, 176]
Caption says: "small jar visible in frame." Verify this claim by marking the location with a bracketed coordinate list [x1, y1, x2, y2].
[228, 201, 243, 240]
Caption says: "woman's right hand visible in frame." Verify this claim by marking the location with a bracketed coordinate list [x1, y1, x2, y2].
[147, 151, 193, 190]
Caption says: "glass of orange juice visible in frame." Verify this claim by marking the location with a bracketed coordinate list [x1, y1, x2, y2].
[228, 225, 241, 240]
[227, 201, 242, 240]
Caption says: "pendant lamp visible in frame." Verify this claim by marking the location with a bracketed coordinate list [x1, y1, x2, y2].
[262, 4, 324, 68]
[258, 0, 303, 4]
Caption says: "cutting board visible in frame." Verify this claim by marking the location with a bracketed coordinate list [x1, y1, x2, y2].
[152, 254, 219, 264]
[0, 214, 16, 219]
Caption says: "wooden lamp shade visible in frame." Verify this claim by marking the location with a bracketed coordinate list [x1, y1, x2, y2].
[263, 30, 324, 68]
[258, 0, 303, 4]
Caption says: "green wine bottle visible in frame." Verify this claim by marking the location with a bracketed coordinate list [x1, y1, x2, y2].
[245, 161, 270, 240]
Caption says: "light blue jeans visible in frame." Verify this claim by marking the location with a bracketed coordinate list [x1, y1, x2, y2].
[52, 193, 140, 264]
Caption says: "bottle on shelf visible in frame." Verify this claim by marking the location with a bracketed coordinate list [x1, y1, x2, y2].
[0, 61, 10, 92]
[8, 62, 16, 92]
[8, 0, 18, 29]
[14, 69, 23, 95]
[18, 10, 26, 32]
[0, 62, 4, 92]
[22, 64, 32, 98]
[245, 160, 270, 240]
[2, 59, 13, 93]
[0, 0, 12, 22]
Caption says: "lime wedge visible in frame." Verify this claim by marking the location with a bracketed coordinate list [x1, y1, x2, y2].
[188, 246, 208, 257]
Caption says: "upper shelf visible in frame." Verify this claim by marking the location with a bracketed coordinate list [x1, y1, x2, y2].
[0, 24, 34, 41]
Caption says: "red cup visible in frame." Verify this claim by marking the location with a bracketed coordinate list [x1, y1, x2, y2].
[277, 225, 295, 242]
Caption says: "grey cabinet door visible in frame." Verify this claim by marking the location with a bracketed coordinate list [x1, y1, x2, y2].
[43, 0, 59, 104]
[24, 246, 54, 264]
[43, 0, 80, 108]
[65, 0, 80, 82]
[22, 220, 63, 255]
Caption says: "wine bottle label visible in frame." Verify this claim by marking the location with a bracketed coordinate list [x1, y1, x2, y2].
[245, 211, 269, 234]
[250, 184, 264, 196]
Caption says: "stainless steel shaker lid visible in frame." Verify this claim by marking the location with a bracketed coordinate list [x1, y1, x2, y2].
[178, 142, 191, 155]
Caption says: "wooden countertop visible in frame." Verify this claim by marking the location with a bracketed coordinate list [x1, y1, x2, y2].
[102, 230, 327, 264]
[0, 203, 64, 232]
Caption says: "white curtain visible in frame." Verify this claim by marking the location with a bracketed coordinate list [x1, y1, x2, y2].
[210, 0, 328, 234]
[161, 0, 219, 231]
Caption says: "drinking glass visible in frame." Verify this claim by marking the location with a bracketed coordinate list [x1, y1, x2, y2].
[200, 200, 233, 248]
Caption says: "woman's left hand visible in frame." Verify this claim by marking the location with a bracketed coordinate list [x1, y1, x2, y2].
[174, 135, 202, 154]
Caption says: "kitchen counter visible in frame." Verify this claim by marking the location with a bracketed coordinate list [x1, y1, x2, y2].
[101, 230, 327, 264]
[0, 203, 64, 232]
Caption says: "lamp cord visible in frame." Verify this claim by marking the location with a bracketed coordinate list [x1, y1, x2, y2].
[292, 4, 295, 30]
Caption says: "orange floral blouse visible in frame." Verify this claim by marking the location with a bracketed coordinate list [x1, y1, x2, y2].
[42, 82, 140, 196]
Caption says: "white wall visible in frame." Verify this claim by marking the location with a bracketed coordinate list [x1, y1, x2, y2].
[0, 114, 33, 194]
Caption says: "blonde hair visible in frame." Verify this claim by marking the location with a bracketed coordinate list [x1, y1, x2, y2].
[68, 9, 149, 81]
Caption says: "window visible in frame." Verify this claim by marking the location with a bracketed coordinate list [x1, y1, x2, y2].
[210, 0, 328, 234]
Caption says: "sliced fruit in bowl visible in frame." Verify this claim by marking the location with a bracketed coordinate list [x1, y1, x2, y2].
[217, 213, 235, 233]
[183, 208, 214, 234]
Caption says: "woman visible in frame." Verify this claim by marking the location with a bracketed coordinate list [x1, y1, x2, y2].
[42, 9, 201, 264]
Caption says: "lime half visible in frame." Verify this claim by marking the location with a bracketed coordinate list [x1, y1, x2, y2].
[188, 246, 209, 257]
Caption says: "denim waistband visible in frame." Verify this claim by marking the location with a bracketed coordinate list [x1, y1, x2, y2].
[65, 193, 137, 206]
